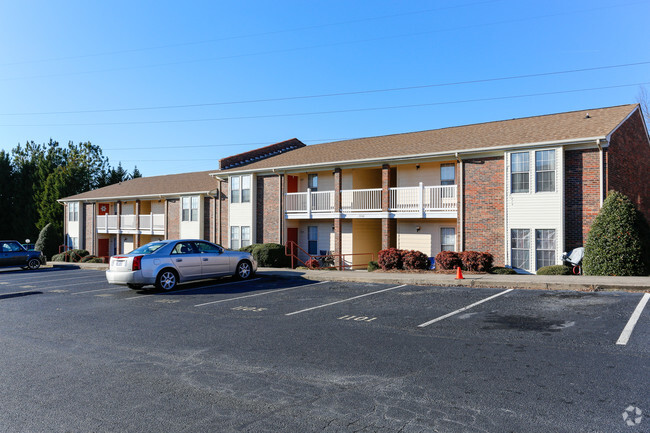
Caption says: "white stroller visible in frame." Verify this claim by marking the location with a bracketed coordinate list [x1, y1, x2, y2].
[562, 247, 584, 275]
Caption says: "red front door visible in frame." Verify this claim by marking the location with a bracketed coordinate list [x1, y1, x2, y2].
[98, 239, 109, 257]
[287, 228, 298, 268]
[287, 176, 298, 193]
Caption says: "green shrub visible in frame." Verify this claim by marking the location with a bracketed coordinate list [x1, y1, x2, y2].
[239, 244, 261, 253]
[583, 191, 650, 276]
[34, 223, 60, 260]
[51, 253, 66, 262]
[367, 261, 379, 272]
[242, 243, 290, 268]
[536, 265, 572, 275]
[85, 257, 105, 264]
[490, 267, 517, 275]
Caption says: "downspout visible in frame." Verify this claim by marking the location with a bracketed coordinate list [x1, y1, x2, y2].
[278, 171, 283, 244]
[456, 152, 463, 251]
[596, 139, 604, 207]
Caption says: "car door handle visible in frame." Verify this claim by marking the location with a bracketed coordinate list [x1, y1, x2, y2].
[202, 258, 209, 261]
[175, 258, 182, 262]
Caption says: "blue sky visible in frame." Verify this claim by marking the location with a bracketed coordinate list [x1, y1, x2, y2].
[1, 0, 649, 177]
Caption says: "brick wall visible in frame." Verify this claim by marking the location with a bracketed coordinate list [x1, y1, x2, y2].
[256, 175, 281, 244]
[203, 197, 213, 242]
[219, 181, 229, 246]
[463, 156, 505, 265]
[167, 199, 180, 239]
[607, 108, 650, 220]
[84, 203, 94, 254]
[564, 148, 601, 250]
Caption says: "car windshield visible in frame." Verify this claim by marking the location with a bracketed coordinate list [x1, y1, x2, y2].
[128, 242, 166, 255]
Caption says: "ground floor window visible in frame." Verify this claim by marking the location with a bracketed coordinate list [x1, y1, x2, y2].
[535, 229, 556, 269]
[241, 226, 251, 248]
[511, 229, 530, 270]
[308, 226, 318, 255]
[441, 227, 455, 251]
[231, 227, 240, 250]
[231, 226, 251, 249]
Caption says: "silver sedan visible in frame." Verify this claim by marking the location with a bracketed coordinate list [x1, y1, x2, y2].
[106, 239, 257, 291]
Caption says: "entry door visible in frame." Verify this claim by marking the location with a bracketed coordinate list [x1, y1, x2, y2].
[98, 239, 109, 257]
[287, 228, 298, 268]
[287, 176, 298, 193]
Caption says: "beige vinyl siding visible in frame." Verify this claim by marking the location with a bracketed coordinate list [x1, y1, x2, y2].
[505, 147, 564, 272]
[341, 221, 353, 267]
[397, 219, 457, 257]
[229, 174, 255, 247]
[397, 161, 455, 187]
[352, 219, 382, 267]
[180, 195, 204, 239]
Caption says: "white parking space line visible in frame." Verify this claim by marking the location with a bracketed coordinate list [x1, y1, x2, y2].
[124, 277, 262, 301]
[285, 284, 407, 316]
[71, 286, 125, 295]
[195, 280, 328, 307]
[616, 292, 650, 346]
[417, 289, 515, 328]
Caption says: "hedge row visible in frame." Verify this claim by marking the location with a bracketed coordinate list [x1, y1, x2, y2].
[239, 243, 290, 268]
[377, 248, 430, 271]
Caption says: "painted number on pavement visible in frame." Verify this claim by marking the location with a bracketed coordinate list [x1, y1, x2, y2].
[232, 306, 267, 312]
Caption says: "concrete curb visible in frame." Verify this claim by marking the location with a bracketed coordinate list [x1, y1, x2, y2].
[44, 262, 649, 293]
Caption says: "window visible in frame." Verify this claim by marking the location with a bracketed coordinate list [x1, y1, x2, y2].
[535, 150, 555, 192]
[510, 153, 529, 193]
[440, 164, 455, 186]
[511, 229, 530, 270]
[172, 242, 196, 255]
[535, 229, 556, 269]
[241, 176, 251, 203]
[182, 196, 199, 222]
[68, 202, 79, 221]
[194, 241, 222, 254]
[241, 226, 251, 248]
[230, 226, 240, 250]
[441, 227, 456, 251]
[231, 176, 251, 203]
[308, 226, 318, 255]
[308, 174, 318, 191]
[231, 176, 240, 203]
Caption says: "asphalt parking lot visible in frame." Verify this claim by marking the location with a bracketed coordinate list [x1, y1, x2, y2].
[0, 267, 648, 432]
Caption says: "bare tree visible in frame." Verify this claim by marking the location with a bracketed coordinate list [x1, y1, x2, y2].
[638, 86, 650, 126]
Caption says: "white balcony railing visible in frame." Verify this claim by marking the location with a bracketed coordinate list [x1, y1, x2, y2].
[390, 185, 457, 212]
[285, 185, 456, 215]
[341, 188, 382, 212]
[96, 213, 164, 232]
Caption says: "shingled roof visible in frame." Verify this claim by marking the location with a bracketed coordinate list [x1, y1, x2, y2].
[60, 170, 218, 202]
[217, 104, 639, 173]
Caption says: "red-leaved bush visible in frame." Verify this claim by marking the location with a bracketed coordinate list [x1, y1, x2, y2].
[403, 250, 429, 270]
[435, 250, 461, 270]
[305, 259, 320, 269]
[460, 251, 494, 271]
[378, 248, 404, 270]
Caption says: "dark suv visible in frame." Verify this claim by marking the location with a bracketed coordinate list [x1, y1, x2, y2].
[1, 240, 46, 270]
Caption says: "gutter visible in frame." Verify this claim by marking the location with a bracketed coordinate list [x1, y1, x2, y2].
[596, 138, 604, 207]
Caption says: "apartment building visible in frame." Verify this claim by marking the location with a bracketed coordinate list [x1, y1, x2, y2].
[60, 104, 649, 273]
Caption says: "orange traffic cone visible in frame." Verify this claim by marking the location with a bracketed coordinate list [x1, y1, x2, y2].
[455, 266, 464, 280]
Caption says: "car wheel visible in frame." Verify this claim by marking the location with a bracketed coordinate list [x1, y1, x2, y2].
[235, 260, 253, 280]
[27, 258, 41, 270]
[127, 284, 144, 290]
[156, 269, 178, 291]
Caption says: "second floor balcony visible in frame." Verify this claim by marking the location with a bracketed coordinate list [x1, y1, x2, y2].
[286, 184, 457, 219]
[96, 213, 165, 234]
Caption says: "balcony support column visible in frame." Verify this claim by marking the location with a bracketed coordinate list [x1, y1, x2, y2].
[381, 164, 391, 212]
[333, 168, 342, 268]
[116, 201, 122, 254]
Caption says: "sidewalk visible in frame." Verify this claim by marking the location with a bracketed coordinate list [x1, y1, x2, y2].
[49, 261, 650, 292]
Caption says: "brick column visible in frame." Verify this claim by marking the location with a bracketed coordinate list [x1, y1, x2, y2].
[116, 201, 122, 254]
[381, 164, 391, 211]
[381, 165, 395, 250]
[333, 168, 342, 268]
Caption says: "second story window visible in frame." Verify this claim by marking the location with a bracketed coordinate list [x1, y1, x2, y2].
[308, 174, 318, 191]
[68, 202, 79, 221]
[440, 164, 455, 185]
[511, 152, 529, 193]
[231, 175, 251, 203]
[535, 150, 556, 192]
[182, 196, 199, 222]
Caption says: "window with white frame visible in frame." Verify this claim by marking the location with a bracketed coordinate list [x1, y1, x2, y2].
[535, 150, 555, 192]
[441, 227, 456, 251]
[511, 229, 530, 270]
[230, 226, 240, 250]
[68, 236, 79, 249]
[231, 175, 251, 203]
[440, 164, 455, 186]
[510, 152, 529, 193]
[535, 229, 556, 269]
[308, 174, 318, 191]
[181, 196, 199, 222]
[241, 226, 251, 248]
[68, 202, 79, 221]
[308, 226, 318, 255]
[241, 176, 251, 203]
